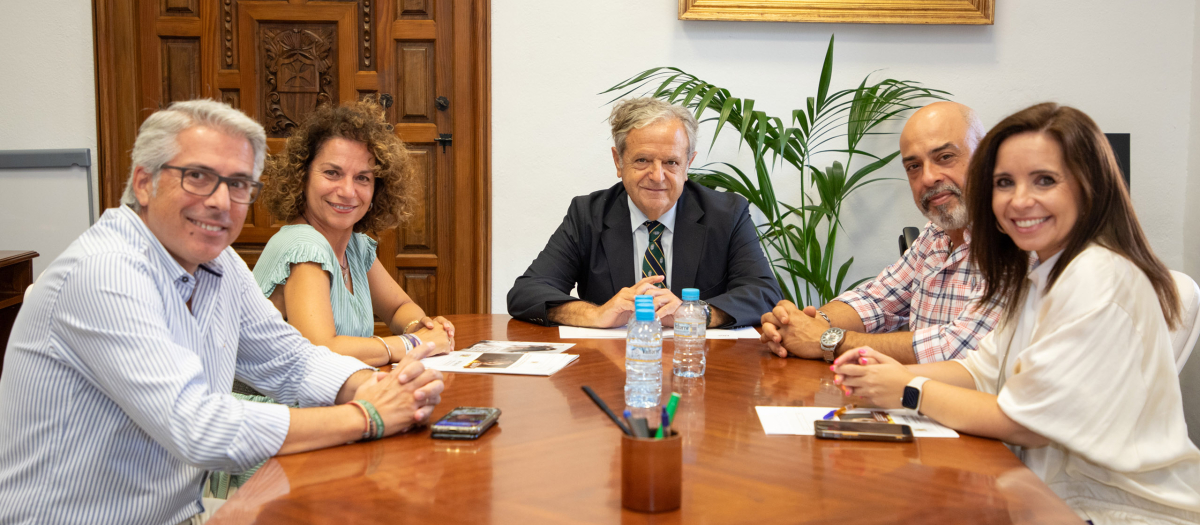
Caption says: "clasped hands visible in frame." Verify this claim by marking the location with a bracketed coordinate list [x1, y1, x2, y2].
[353, 340, 445, 436]
[830, 347, 914, 409]
[593, 275, 682, 327]
[407, 316, 455, 356]
[759, 300, 834, 359]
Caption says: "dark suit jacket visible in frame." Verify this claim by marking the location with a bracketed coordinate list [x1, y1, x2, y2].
[507, 181, 782, 327]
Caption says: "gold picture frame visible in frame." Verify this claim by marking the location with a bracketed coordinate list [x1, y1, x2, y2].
[679, 0, 994, 25]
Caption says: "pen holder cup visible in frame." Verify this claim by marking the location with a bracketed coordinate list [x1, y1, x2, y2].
[620, 431, 682, 513]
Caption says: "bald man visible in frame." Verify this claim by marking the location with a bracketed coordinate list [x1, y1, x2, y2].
[760, 102, 1001, 365]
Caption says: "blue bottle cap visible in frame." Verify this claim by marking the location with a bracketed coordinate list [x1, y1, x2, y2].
[635, 308, 656, 322]
[634, 294, 653, 304]
[681, 288, 699, 301]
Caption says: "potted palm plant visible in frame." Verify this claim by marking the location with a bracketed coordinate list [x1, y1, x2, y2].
[604, 35, 946, 306]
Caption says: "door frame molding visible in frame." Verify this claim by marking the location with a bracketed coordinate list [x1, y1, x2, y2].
[91, 0, 492, 313]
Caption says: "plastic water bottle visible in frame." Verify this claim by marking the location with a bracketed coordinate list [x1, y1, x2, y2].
[625, 301, 662, 408]
[673, 288, 707, 377]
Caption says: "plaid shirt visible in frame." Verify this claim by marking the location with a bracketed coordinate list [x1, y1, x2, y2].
[834, 222, 1000, 363]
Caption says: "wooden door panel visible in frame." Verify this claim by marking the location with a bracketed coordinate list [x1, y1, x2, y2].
[396, 43, 436, 122]
[260, 23, 339, 137]
[401, 145, 436, 252]
[162, 0, 200, 16]
[398, 0, 434, 20]
[161, 38, 202, 103]
[94, 0, 490, 315]
[400, 271, 436, 316]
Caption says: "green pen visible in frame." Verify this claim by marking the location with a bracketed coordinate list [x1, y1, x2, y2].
[655, 392, 682, 438]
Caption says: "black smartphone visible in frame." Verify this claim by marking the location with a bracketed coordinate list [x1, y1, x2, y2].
[430, 406, 501, 440]
[814, 420, 913, 442]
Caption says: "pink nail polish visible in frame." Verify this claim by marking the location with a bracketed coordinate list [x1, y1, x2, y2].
[860, 358, 867, 365]
[858, 349, 866, 355]
[829, 365, 835, 371]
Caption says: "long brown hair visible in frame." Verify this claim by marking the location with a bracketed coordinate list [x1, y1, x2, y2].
[966, 102, 1180, 329]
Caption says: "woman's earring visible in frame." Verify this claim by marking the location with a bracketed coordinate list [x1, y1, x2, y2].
[996, 221, 1005, 234]
[368, 202, 373, 210]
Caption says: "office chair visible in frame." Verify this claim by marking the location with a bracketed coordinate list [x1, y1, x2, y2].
[898, 227, 920, 256]
[1170, 271, 1200, 372]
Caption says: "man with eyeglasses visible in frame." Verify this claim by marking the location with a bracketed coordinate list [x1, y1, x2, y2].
[0, 100, 444, 525]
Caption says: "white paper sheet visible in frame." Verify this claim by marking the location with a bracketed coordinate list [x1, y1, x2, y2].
[557, 325, 759, 340]
[754, 406, 959, 438]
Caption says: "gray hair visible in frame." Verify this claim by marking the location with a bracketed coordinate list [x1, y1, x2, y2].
[609, 98, 699, 162]
[120, 99, 267, 212]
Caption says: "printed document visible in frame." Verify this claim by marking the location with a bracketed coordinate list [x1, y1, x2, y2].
[755, 406, 959, 438]
[422, 351, 578, 376]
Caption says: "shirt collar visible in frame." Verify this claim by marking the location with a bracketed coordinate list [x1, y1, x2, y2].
[628, 196, 678, 233]
[1028, 250, 1064, 294]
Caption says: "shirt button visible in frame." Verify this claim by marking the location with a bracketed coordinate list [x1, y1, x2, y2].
[182, 276, 189, 283]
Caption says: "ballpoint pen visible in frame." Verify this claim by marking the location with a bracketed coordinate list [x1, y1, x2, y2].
[662, 405, 672, 438]
[581, 386, 632, 436]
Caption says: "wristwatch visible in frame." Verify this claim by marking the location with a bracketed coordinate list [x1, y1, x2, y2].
[818, 327, 845, 363]
[901, 377, 932, 414]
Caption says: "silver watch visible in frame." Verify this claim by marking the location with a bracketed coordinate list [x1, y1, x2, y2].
[819, 327, 845, 363]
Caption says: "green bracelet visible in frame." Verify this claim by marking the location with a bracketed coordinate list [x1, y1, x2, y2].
[358, 400, 385, 440]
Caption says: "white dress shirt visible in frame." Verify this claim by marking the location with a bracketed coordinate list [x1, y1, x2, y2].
[0, 206, 371, 525]
[958, 245, 1200, 524]
[629, 196, 677, 288]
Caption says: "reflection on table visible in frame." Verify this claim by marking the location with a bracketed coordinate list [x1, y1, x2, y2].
[208, 314, 1082, 524]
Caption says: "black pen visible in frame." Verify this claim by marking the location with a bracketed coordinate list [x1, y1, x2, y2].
[581, 386, 632, 436]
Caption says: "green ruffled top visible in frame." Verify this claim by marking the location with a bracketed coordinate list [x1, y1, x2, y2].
[253, 224, 378, 338]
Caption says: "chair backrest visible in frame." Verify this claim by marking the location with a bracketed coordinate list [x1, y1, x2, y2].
[898, 227, 921, 256]
[1169, 270, 1200, 372]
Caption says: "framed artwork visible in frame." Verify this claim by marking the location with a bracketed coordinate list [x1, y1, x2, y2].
[678, 0, 994, 25]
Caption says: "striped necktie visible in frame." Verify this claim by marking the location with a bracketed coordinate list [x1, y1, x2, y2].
[641, 220, 667, 288]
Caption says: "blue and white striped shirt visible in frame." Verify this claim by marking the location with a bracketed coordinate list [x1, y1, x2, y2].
[0, 205, 371, 525]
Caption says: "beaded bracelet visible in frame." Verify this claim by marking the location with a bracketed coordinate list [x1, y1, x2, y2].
[358, 400, 385, 440]
[347, 401, 373, 441]
[372, 335, 393, 363]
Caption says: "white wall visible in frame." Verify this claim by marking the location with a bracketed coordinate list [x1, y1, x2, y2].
[493, 0, 1200, 443]
[492, 0, 1196, 312]
[0, 0, 98, 276]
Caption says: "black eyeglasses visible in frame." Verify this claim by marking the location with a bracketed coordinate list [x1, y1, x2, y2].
[160, 165, 263, 204]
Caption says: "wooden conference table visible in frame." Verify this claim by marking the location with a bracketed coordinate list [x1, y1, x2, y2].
[209, 314, 1082, 524]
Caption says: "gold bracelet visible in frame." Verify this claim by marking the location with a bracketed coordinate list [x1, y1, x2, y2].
[373, 335, 393, 363]
[403, 319, 422, 334]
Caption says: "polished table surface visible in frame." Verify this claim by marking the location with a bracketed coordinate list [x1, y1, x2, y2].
[209, 315, 1082, 524]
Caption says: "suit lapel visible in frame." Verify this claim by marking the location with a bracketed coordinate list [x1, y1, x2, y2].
[602, 194, 635, 295]
[671, 187, 706, 294]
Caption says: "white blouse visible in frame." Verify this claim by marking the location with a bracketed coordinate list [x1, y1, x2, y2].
[958, 245, 1200, 524]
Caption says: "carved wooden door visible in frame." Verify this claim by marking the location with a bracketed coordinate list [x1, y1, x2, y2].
[95, 0, 491, 316]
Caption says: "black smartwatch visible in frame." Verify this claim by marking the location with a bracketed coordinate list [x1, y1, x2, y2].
[901, 377, 931, 414]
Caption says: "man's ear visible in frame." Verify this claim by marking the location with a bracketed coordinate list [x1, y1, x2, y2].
[612, 147, 622, 177]
[132, 166, 154, 209]
[686, 150, 698, 169]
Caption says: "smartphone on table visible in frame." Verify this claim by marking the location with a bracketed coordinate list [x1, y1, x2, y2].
[814, 420, 913, 442]
[430, 407, 501, 440]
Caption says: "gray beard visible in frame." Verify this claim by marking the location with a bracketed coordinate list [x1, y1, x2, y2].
[923, 199, 968, 230]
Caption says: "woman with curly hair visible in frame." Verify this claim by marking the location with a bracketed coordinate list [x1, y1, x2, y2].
[254, 99, 453, 366]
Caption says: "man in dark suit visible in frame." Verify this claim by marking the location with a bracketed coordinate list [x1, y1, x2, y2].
[507, 98, 781, 328]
